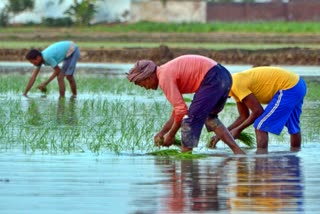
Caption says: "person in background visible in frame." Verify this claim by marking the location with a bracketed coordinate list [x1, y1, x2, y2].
[127, 54, 245, 154]
[209, 66, 307, 153]
[23, 41, 80, 98]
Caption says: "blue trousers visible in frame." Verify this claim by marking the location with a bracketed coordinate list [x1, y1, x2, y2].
[181, 64, 232, 148]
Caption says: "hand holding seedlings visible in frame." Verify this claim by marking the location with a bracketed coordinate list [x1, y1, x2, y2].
[37, 84, 47, 93]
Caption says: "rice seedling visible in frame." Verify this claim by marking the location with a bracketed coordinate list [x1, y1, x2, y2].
[0, 74, 319, 155]
[148, 149, 208, 160]
[237, 132, 255, 148]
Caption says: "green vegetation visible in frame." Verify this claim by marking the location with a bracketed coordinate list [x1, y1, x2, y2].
[0, 21, 319, 50]
[1, 21, 320, 34]
[237, 132, 255, 148]
[148, 149, 208, 160]
[304, 80, 320, 101]
[0, 0, 34, 26]
[1, 0, 97, 27]
[0, 19, 320, 50]
[87, 21, 320, 34]
[64, 0, 97, 26]
[0, 75, 168, 154]
[2, 41, 319, 50]
[0, 75, 319, 155]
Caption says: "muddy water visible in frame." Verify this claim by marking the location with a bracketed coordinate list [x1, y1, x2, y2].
[0, 63, 320, 213]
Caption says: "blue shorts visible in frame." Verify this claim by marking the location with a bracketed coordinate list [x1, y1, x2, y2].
[181, 64, 232, 148]
[62, 47, 80, 75]
[254, 77, 307, 135]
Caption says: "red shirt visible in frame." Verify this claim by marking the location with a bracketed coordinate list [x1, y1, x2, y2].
[156, 55, 217, 122]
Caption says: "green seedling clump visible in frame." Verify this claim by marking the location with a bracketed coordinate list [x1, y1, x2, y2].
[38, 87, 48, 94]
[237, 132, 255, 148]
[155, 137, 182, 147]
[148, 149, 208, 160]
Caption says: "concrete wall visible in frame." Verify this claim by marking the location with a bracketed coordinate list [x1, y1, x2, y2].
[130, 0, 206, 23]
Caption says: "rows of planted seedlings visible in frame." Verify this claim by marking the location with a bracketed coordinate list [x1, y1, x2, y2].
[0, 94, 247, 154]
[1, 75, 319, 155]
[0, 83, 171, 154]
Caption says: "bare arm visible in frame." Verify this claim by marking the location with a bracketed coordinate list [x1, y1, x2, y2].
[228, 101, 250, 131]
[23, 68, 40, 96]
[209, 93, 263, 147]
[154, 112, 174, 143]
[38, 66, 61, 89]
[230, 93, 264, 138]
[162, 120, 182, 147]
[154, 112, 182, 147]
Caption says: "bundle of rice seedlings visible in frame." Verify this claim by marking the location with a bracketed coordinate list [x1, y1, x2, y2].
[175, 152, 208, 160]
[148, 149, 180, 156]
[38, 86, 47, 94]
[173, 138, 181, 146]
[148, 149, 207, 160]
[237, 132, 255, 148]
[155, 137, 181, 147]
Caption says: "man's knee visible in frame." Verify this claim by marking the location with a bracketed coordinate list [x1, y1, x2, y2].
[205, 117, 223, 132]
[181, 118, 199, 148]
[66, 75, 74, 81]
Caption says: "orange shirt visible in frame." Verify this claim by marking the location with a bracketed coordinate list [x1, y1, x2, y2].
[156, 55, 217, 122]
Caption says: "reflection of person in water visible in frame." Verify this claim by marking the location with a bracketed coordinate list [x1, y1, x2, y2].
[24, 99, 43, 126]
[182, 160, 222, 211]
[229, 155, 304, 212]
[56, 97, 78, 125]
[157, 158, 230, 213]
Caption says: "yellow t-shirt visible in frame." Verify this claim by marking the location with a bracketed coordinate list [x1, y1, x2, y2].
[230, 67, 299, 104]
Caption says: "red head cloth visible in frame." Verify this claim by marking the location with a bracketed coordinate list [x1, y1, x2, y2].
[127, 60, 157, 83]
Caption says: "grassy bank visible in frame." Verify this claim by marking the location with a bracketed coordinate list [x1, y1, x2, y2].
[1, 41, 319, 50]
[1, 21, 320, 33]
[93, 21, 320, 33]
[1, 21, 319, 53]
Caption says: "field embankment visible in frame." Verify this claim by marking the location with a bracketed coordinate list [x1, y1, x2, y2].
[0, 28, 319, 65]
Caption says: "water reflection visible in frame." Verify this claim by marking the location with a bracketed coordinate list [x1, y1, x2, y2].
[154, 158, 230, 213]
[23, 99, 43, 126]
[229, 155, 304, 213]
[56, 97, 78, 125]
[149, 154, 304, 213]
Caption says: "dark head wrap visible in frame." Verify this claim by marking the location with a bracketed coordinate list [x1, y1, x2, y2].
[127, 60, 157, 83]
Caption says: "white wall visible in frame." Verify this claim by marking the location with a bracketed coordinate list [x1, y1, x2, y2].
[0, 0, 131, 24]
[94, 0, 130, 23]
[131, 0, 206, 23]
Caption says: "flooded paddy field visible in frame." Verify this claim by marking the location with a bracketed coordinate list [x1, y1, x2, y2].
[0, 63, 320, 213]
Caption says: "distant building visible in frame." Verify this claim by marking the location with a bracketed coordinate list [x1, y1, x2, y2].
[131, 0, 206, 23]
[0, 0, 131, 24]
[0, 0, 319, 24]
